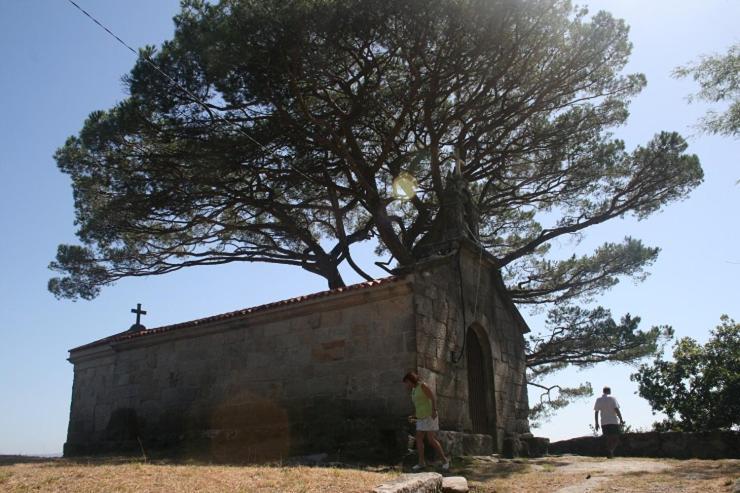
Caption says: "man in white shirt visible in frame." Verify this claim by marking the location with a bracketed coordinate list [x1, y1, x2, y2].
[594, 386, 624, 458]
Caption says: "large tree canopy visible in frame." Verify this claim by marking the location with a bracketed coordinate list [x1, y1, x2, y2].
[52, 0, 700, 404]
[631, 316, 740, 432]
[51, 0, 702, 300]
[674, 43, 740, 138]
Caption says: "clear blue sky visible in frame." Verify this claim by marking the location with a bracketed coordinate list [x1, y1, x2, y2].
[0, 1, 737, 455]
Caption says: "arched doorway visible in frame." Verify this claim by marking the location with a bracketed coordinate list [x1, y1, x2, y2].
[466, 326, 494, 435]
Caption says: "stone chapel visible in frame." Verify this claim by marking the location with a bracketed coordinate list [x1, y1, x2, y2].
[64, 175, 532, 461]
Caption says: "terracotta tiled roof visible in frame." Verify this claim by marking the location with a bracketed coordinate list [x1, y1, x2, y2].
[70, 276, 403, 353]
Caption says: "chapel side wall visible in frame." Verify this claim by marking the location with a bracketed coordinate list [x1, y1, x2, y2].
[65, 353, 116, 455]
[412, 246, 530, 452]
[65, 285, 416, 459]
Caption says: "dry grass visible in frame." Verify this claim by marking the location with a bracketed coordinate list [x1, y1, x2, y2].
[0, 455, 737, 493]
[0, 458, 396, 493]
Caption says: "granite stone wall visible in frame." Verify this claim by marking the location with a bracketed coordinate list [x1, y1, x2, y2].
[409, 242, 530, 453]
[66, 282, 416, 460]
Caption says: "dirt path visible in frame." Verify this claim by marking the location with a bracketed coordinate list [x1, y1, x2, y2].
[460, 455, 740, 493]
[546, 457, 671, 493]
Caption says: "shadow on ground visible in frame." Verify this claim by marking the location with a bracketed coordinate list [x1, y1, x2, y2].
[454, 456, 530, 482]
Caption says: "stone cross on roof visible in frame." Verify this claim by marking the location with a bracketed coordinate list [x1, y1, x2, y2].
[128, 303, 147, 332]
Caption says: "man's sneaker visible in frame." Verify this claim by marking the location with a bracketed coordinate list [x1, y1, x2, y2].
[441, 461, 450, 471]
[412, 464, 425, 471]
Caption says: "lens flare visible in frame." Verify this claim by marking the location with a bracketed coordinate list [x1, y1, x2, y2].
[392, 172, 418, 201]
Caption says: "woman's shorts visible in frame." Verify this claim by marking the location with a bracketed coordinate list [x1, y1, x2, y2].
[602, 424, 621, 435]
[416, 416, 440, 432]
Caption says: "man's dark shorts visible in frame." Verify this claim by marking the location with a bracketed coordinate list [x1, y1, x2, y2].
[602, 424, 621, 435]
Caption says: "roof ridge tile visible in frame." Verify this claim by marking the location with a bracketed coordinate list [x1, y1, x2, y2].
[70, 275, 402, 352]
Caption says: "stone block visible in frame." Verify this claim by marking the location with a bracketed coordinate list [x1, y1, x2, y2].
[502, 433, 521, 458]
[521, 435, 549, 457]
[442, 476, 469, 493]
[415, 297, 435, 320]
[439, 402, 466, 430]
[320, 309, 343, 327]
[221, 328, 244, 344]
[373, 472, 443, 493]
[435, 431, 463, 457]
[130, 369, 153, 385]
[421, 282, 439, 299]
[417, 314, 439, 335]
[329, 324, 348, 339]
[311, 339, 346, 362]
[113, 373, 130, 386]
[417, 334, 439, 358]
[433, 298, 449, 322]
[268, 320, 294, 338]
[144, 350, 157, 369]
[344, 304, 371, 325]
[137, 382, 161, 402]
[222, 336, 247, 354]
[162, 386, 196, 405]
[297, 312, 321, 330]
[93, 404, 112, 432]
[425, 354, 449, 374]
[246, 351, 271, 369]
[402, 331, 416, 353]
[463, 433, 494, 455]
[299, 376, 344, 397]
[351, 322, 370, 339]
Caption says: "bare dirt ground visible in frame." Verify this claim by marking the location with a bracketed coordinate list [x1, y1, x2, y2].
[0, 454, 738, 492]
[459, 455, 740, 493]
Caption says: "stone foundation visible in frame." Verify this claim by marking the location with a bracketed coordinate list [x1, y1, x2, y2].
[435, 431, 494, 457]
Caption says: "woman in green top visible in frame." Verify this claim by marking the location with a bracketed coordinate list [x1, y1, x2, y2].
[403, 371, 450, 471]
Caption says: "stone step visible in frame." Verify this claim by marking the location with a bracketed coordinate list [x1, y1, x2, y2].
[372, 472, 442, 493]
[442, 476, 469, 493]
[372, 473, 470, 493]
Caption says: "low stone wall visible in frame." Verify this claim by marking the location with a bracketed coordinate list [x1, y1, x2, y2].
[550, 431, 740, 459]
[428, 431, 547, 459]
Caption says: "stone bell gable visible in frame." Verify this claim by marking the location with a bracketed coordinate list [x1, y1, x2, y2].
[405, 239, 531, 452]
[65, 241, 530, 460]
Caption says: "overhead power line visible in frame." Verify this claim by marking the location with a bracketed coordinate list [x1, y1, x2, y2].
[65, 0, 316, 182]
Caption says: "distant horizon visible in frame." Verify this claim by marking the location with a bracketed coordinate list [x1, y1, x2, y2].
[0, 453, 63, 458]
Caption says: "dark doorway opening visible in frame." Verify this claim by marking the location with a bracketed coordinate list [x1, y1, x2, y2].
[466, 327, 491, 434]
